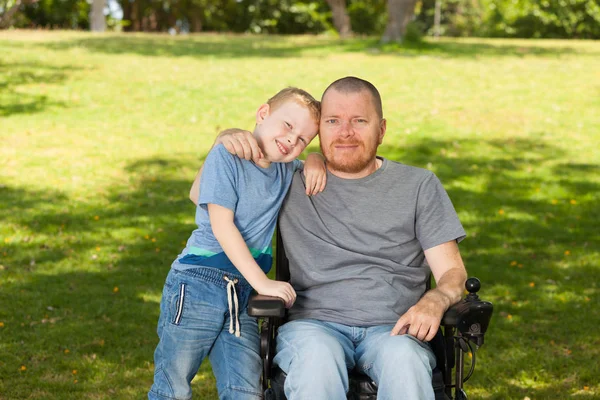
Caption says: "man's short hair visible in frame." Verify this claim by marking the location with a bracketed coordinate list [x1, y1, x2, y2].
[322, 77, 383, 119]
[267, 87, 321, 123]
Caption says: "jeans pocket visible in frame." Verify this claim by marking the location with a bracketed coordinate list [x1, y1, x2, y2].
[171, 283, 186, 325]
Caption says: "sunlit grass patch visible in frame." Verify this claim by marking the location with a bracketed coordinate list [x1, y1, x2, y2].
[1, 31, 599, 399]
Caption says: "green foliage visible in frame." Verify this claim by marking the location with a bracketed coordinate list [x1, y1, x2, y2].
[416, 0, 600, 38]
[347, 0, 387, 34]
[4, 0, 600, 38]
[16, 0, 90, 29]
[243, 0, 331, 34]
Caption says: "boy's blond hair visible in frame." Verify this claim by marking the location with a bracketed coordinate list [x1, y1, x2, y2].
[267, 87, 321, 123]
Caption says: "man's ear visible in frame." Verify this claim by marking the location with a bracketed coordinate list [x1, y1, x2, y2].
[378, 118, 387, 144]
[256, 103, 270, 124]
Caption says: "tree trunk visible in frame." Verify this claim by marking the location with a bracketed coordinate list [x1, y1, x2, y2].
[190, 11, 202, 32]
[382, 0, 418, 42]
[433, 0, 441, 39]
[121, 0, 132, 32]
[90, 0, 106, 31]
[0, 0, 38, 28]
[325, 0, 351, 37]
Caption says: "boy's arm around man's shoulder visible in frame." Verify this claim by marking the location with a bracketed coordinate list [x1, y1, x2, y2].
[189, 129, 260, 206]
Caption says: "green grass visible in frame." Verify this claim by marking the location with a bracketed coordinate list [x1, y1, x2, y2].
[1, 30, 599, 399]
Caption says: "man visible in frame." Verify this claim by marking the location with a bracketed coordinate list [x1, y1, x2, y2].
[191, 77, 467, 399]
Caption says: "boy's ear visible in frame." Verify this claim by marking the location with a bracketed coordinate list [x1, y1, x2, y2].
[256, 103, 270, 124]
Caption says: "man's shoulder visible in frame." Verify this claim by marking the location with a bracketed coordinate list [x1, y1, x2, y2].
[382, 158, 435, 183]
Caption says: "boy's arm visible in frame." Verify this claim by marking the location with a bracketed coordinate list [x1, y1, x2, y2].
[189, 164, 204, 205]
[189, 129, 260, 206]
[301, 153, 327, 196]
[207, 203, 296, 307]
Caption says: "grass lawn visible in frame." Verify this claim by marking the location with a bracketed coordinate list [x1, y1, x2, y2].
[1, 30, 599, 399]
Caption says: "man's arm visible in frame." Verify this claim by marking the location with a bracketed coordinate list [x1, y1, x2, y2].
[208, 203, 296, 308]
[391, 240, 467, 341]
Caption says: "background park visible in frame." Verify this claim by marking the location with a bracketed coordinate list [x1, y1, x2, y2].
[1, 0, 599, 399]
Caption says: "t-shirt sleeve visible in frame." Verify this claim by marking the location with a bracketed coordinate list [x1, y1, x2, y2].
[198, 144, 238, 212]
[292, 159, 303, 172]
[415, 172, 466, 250]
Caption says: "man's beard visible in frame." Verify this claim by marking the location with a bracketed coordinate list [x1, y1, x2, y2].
[321, 139, 378, 174]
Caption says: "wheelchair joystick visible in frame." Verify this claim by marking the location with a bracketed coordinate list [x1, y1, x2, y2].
[465, 278, 481, 302]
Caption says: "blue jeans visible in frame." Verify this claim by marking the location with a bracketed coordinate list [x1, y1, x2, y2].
[149, 267, 263, 400]
[274, 319, 436, 400]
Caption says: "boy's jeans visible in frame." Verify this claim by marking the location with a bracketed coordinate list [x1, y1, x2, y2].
[149, 267, 262, 400]
[274, 319, 436, 400]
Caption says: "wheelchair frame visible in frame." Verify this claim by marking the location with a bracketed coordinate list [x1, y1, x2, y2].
[248, 230, 493, 400]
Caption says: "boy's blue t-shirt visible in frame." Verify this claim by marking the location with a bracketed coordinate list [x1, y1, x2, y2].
[173, 144, 302, 274]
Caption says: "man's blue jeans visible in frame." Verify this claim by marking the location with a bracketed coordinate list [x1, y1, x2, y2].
[149, 267, 262, 400]
[274, 319, 436, 400]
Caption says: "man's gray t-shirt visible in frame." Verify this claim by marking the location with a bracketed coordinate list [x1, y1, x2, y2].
[279, 158, 466, 327]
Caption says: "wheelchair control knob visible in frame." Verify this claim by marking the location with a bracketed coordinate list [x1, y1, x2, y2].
[465, 277, 481, 294]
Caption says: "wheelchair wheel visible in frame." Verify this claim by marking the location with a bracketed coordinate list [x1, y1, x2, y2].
[455, 389, 468, 400]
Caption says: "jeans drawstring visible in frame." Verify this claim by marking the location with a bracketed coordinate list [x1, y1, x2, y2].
[223, 276, 240, 337]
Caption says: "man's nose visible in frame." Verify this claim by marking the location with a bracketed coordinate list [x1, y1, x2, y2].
[339, 120, 354, 138]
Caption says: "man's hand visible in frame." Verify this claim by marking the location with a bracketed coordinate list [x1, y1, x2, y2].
[254, 278, 297, 309]
[391, 240, 467, 342]
[391, 291, 448, 341]
[216, 128, 263, 163]
[303, 153, 327, 196]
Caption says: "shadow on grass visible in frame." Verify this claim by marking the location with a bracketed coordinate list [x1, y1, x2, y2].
[4, 34, 595, 61]
[1, 138, 598, 398]
[0, 61, 75, 117]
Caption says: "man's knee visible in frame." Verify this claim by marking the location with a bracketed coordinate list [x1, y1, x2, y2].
[376, 335, 436, 372]
[274, 321, 350, 397]
[277, 332, 347, 372]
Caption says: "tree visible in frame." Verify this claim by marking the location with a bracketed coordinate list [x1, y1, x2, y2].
[382, 0, 418, 42]
[90, 0, 105, 31]
[0, 0, 37, 28]
[325, 0, 352, 37]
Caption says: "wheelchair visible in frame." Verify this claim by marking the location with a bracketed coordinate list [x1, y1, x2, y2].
[248, 230, 493, 400]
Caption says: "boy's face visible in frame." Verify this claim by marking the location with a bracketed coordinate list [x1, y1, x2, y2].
[254, 100, 318, 163]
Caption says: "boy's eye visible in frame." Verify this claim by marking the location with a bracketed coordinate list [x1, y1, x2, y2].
[299, 137, 307, 144]
[285, 122, 292, 129]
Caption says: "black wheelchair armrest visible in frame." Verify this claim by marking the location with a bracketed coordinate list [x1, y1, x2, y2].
[441, 277, 493, 347]
[247, 293, 286, 318]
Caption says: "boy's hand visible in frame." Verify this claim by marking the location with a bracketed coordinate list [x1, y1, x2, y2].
[216, 128, 263, 163]
[254, 278, 297, 308]
[304, 153, 327, 196]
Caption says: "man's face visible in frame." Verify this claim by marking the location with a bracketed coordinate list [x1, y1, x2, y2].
[319, 89, 386, 176]
[254, 100, 318, 163]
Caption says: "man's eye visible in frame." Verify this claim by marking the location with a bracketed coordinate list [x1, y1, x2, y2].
[355, 119, 367, 123]
[326, 119, 337, 124]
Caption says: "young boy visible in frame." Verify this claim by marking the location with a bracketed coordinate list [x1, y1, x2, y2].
[149, 87, 325, 400]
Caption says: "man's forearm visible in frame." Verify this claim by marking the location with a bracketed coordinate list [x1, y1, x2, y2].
[424, 266, 467, 312]
[424, 240, 468, 312]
